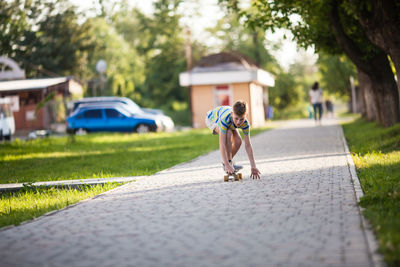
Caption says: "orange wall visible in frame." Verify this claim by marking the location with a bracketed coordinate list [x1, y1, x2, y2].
[191, 85, 214, 128]
[232, 83, 252, 124]
[191, 82, 265, 128]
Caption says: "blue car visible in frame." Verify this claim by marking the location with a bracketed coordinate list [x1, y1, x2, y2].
[71, 97, 174, 132]
[66, 104, 161, 134]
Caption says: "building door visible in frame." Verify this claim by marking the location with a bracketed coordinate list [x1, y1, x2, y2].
[214, 84, 232, 107]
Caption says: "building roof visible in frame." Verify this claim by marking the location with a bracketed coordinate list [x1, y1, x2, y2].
[179, 51, 275, 87]
[192, 51, 258, 72]
[0, 77, 71, 92]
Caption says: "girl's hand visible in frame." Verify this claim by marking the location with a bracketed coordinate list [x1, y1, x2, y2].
[226, 164, 235, 174]
[250, 167, 261, 179]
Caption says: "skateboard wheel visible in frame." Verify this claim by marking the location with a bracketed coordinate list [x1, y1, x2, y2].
[224, 175, 229, 182]
[234, 174, 239, 181]
[239, 173, 243, 179]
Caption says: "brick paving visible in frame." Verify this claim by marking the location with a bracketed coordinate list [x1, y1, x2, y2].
[0, 119, 377, 267]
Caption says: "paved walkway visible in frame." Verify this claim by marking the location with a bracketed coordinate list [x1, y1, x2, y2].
[0, 119, 379, 267]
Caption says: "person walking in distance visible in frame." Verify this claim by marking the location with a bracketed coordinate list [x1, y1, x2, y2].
[309, 82, 323, 125]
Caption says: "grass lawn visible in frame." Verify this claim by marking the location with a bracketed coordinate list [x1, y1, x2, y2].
[0, 127, 269, 228]
[0, 183, 122, 228]
[342, 116, 400, 267]
[0, 127, 268, 184]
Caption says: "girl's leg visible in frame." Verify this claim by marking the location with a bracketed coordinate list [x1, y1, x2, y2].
[317, 103, 323, 120]
[231, 129, 242, 158]
[226, 129, 233, 161]
[313, 104, 318, 121]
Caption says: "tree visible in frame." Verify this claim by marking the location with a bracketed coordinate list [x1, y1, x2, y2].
[83, 16, 145, 99]
[206, 12, 280, 74]
[125, 0, 189, 109]
[317, 52, 356, 97]
[223, 0, 399, 126]
[1, 0, 94, 79]
[0, 0, 32, 58]
[328, 0, 398, 125]
[344, 0, 400, 99]
[269, 72, 303, 110]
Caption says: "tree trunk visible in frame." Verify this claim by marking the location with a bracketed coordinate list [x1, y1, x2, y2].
[357, 68, 376, 121]
[392, 53, 400, 96]
[329, 0, 400, 126]
[355, 0, 400, 112]
[369, 52, 400, 126]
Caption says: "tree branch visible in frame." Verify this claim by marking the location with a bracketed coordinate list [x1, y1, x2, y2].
[329, 0, 373, 75]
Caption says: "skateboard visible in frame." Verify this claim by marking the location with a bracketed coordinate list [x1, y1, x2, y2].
[224, 171, 243, 182]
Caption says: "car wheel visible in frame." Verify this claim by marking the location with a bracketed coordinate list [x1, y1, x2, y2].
[135, 124, 150, 133]
[4, 135, 11, 141]
[0, 130, 3, 141]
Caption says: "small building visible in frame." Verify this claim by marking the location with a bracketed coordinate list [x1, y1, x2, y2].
[0, 77, 83, 133]
[179, 51, 275, 128]
[0, 57, 83, 133]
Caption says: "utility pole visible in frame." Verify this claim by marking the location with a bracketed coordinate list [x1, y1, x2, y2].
[350, 76, 357, 113]
[185, 27, 193, 127]
[96, 59, 107, 96]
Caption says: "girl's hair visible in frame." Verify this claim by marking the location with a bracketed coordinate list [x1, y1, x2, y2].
[233, 100, 247, 116]
[312, 82, 319, 90]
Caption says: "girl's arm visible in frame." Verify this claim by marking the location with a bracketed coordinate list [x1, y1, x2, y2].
[244, 134, 261, 179]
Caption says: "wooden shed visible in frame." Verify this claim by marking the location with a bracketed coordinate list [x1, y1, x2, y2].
[179, 52, 274, 128]
[0, 77, 83, 132]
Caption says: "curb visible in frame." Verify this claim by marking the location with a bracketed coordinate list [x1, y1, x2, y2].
[0, 177, 141, 193]
[0, 178, 137, 232]
[339, 125, 385, 267]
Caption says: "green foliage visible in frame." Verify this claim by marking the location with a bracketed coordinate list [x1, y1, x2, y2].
[269, 72, 300, 109]
[206, 11, 280, 74]
[317, 52, 357, 97]
[137, 1, 187, 109]
[272, 103, 309, 120]
[343, 117, 400, 266]
[222, 0, 383, 99]
[237, 0, 379, 58]
[82, 16, 145, 98]
[0, 0, 31, 57]
[205, 9, 313, 112]
[1, 0, 95, 78]
[105, 1, 197, 117]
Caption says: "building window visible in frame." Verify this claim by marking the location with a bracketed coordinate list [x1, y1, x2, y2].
[214, 84, 232, 107]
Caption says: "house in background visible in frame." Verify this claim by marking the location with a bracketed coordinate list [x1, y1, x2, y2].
[0, 57, 83, 133]
[179, 51, 275, 128]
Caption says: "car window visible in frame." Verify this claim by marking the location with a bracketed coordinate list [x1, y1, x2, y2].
[105, 109, 123, 118]
[84, 109, 102, 119]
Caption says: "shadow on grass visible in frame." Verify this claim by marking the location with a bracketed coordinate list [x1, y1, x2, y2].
[343, 118, 400, 155]
[0, 144, 218, 183]
[0, 130, 213, 157]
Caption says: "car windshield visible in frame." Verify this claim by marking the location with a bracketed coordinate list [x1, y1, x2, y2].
[122, 103, 143, 114]
[121, 99, 143, 114]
